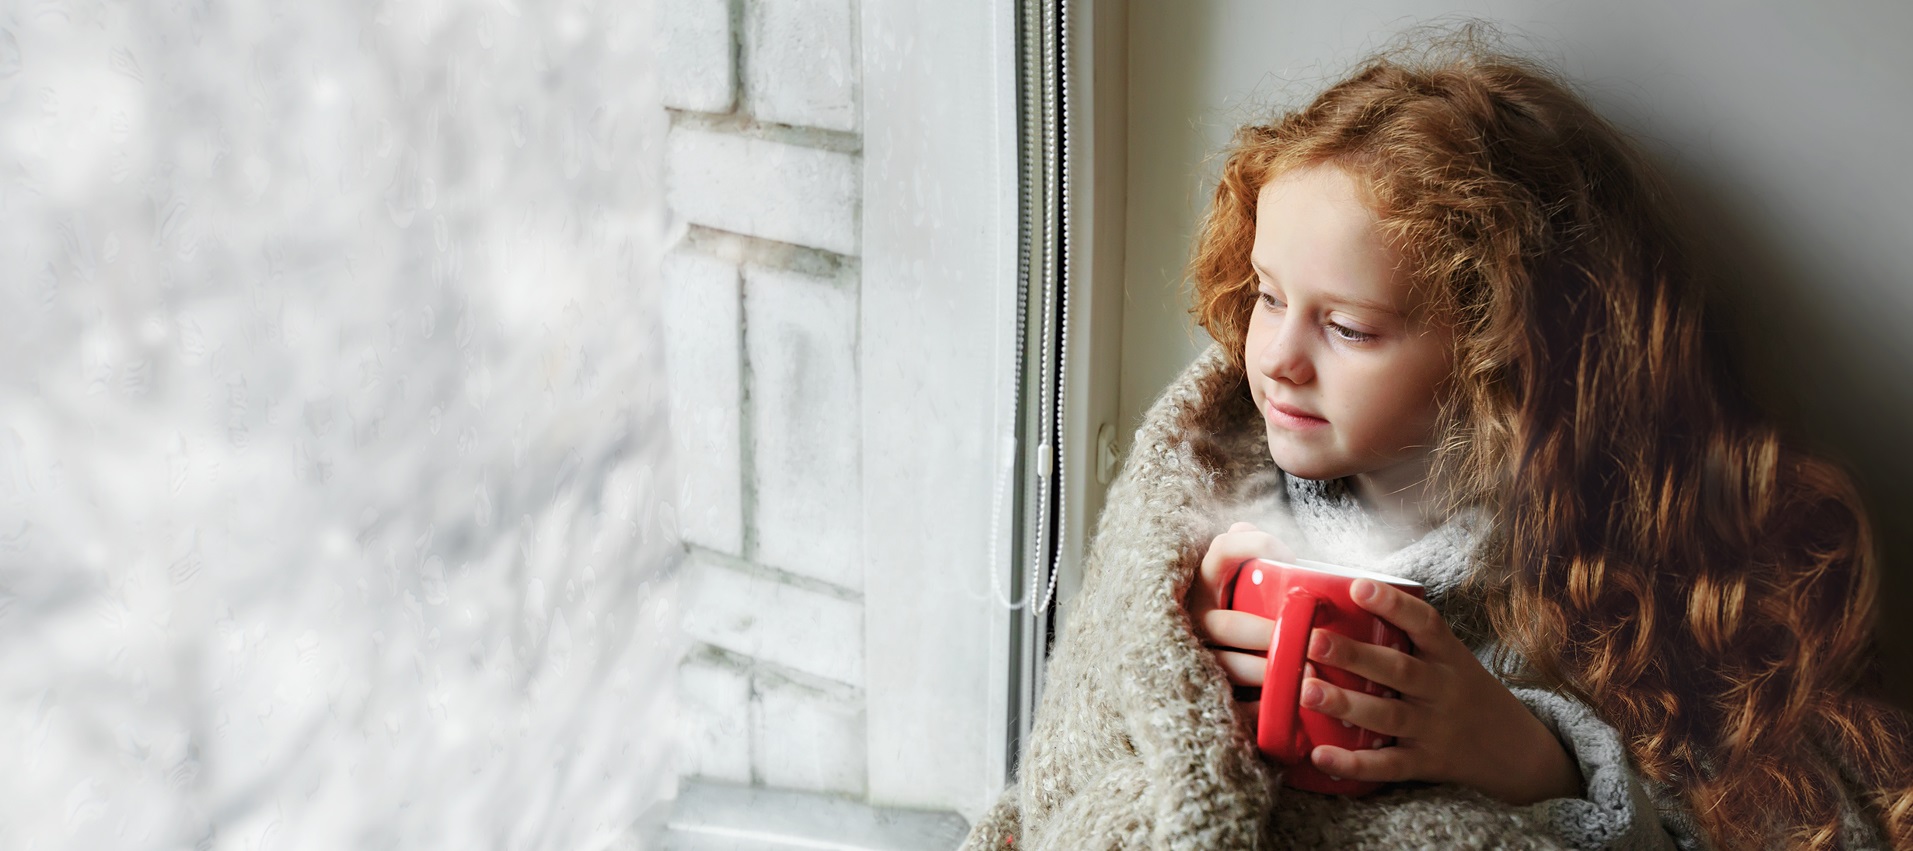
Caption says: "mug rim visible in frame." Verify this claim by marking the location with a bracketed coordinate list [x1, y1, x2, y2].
[1257, 556, 1423, 588]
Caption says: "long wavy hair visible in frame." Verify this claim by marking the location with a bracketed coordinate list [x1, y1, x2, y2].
[1188, 38, 1913, 850]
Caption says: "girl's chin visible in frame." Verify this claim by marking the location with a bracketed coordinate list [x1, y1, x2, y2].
[1265, 448, 1345, 481]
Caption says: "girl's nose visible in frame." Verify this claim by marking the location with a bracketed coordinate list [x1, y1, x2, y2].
[1255, 317, 1314, 385]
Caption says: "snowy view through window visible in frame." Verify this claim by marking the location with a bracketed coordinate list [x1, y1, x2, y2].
[0, 2, 681, 848]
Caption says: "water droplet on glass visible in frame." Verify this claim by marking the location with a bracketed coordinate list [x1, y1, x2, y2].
[168, 433, 190, 494]
[0, 30, 21, 81]
[548, 611, 572, 675]
[166, 758, 199, 790]
[385, 150, 419, 227]
[121, 359, 151, 397]
[226, 379, 249, 449]
[174, 213, 200, 260]
[168, 551, 200, 587]
[154, 199, 188, 250]
[422, 555, 448, 605]
[655, 501, 678, 547]
[560, 112, 581, 179]
[141, 315, 167, 345]
[589, 104, 614, 170]
[296, 631, 320, 666]
[66, 778, 106, 826]
[474, 481, 492, 528]
[108, 46, 143, 83]
[243, 155, 271, 199]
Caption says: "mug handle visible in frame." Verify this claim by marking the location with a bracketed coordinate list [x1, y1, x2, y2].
[1257, 586, 1321, 763]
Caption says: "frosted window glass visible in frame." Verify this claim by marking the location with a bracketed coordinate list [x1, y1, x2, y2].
[0, 3, 678, 848]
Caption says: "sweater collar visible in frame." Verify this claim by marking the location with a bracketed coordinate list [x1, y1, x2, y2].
[1275, 471, 1488, 613]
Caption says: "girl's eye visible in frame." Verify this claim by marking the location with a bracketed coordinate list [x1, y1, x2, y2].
[1260, 291, 1376, 343]
[1329, 324, 1375, 343]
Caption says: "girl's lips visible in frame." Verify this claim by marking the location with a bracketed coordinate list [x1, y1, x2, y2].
[1268, 400, 1328, 430]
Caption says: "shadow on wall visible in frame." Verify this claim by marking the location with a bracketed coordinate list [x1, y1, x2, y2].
[1659, 159, 1913, 711]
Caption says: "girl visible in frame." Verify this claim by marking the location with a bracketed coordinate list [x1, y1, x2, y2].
[962, 38, 1912, 851]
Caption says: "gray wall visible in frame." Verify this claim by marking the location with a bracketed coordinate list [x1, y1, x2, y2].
[1121, 2, 1913, 699]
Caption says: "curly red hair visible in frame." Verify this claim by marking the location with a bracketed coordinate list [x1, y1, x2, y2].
[1188, 41, 1913, 849]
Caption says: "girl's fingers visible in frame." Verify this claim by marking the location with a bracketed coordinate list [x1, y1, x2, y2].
[1306, 627, 1427, 697]
[1215, 648, 1267, 687]
[1198, 608, 1275, 650]
[1310, 743, 1418, 784]
[1299, 676, 1414, 738]
[1349, 579, 1457, 654]
[1190, 552, 1243, 611]
[1195, 530, 1298, 607]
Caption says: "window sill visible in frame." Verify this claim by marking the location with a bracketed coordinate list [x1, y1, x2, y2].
[637, 780, 971, 851]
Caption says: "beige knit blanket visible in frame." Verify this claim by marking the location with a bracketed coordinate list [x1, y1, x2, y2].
[958, 343, 1687, 851]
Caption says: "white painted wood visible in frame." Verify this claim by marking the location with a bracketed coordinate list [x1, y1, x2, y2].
[860, 0, 1022, 823]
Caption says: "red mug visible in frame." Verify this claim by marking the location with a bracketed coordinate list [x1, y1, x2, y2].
[1224, 557, 1424, 796]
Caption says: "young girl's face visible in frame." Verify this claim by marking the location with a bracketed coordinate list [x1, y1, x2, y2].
[1244, 165, 1455, 489]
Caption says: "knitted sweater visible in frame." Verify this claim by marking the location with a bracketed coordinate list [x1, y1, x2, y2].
[959, 343, 1888, 850]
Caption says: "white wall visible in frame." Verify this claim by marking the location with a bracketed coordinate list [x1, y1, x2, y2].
[1119, 1, 1913, 697]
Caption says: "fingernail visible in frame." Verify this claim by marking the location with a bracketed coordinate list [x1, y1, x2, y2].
[1354, 579, 1377, 603]
[1309, 630, 1330, 659]
[1301, 681, 1323, 707]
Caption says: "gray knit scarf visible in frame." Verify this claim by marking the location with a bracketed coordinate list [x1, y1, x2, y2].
[958, 343, 1688, 851]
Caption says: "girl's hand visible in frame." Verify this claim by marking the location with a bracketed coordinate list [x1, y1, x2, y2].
[1300, 577, 1585, 806]
[1186, 522, 1298, 735]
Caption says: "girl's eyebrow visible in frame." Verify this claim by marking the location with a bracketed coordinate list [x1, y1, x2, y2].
[1250, 257, 1404, 318]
